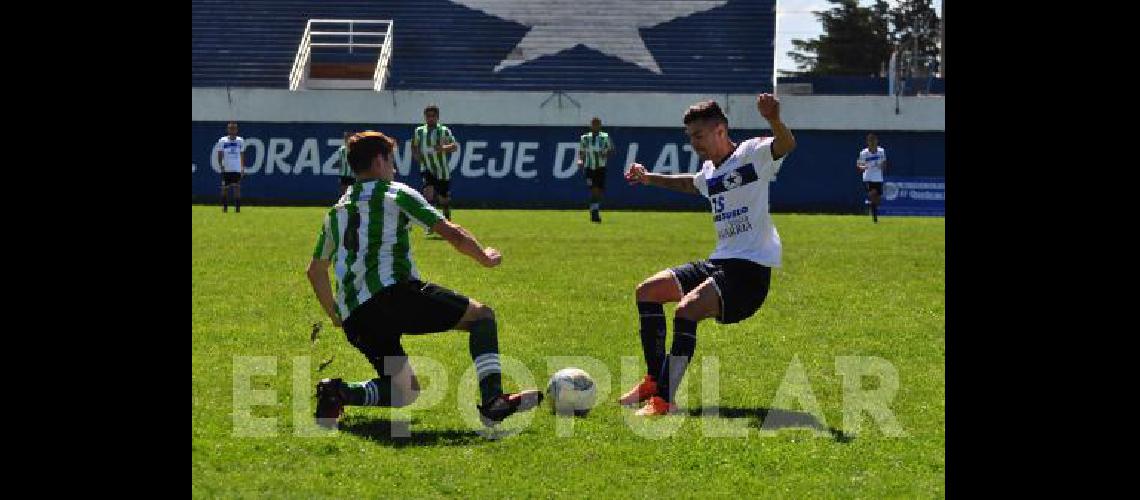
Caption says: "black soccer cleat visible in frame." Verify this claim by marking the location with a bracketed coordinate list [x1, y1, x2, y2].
[590, 211, 601, 223]
[477, 390, 543, 427]
[314, 378, 349, 428]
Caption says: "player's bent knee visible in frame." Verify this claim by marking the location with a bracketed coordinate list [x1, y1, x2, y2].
[477, 304, 495, 322]
[459, 301, 494, 330]
[675, 299, 711, 322]
[636, 273, 680, 303]
[676, 282, 718, 321]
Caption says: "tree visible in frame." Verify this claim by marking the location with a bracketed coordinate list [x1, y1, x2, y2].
[783, 0, 892, 77]
[889, 0, 941, 76]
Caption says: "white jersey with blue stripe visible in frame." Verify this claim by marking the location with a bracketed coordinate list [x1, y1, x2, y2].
[692, 137, 787, 268]
[859, 147, 886, 182]
[217, 136, 245, 173]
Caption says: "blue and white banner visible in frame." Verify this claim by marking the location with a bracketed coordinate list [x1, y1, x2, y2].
[192, 122, 945, 211]
[878, 177, 945, 216]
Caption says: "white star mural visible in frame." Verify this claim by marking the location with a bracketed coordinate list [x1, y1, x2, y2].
[451, 0, 729, 74]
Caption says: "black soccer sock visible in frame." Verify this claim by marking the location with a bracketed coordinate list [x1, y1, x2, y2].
[637, 302, 667, 378]
[871, 203, 878, 221]
[657, 317, 698, 403]
[469, 318, 502, 404]
[443, 204, 451, 221]
[235, 196, 240, 212]
[345, 377, 393, 406]
[222, 193, 228, 212]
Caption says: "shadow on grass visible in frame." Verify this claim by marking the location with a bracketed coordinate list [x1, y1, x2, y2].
[687, 406, 853, 443]
[339, 417, 488, 447]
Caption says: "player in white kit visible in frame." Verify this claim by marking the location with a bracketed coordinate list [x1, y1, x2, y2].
[857, 132, 888, 223]
[618, 95, 796, 416]
[216, 122, 246, 213]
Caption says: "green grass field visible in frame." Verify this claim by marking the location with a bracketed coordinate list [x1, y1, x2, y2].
[192, 205, 944, 498]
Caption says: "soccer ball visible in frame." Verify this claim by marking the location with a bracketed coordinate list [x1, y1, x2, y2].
[546, 368, 597, 416]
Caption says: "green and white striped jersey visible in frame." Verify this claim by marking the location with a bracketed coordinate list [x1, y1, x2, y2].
[412, 124, 456, 180]
[579, 131, 613, 169]
[335, 145, 353, 178]
[312, 179, 445, 320]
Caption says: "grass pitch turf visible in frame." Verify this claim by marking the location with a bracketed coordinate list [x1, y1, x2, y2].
[192, 205, 944, 498]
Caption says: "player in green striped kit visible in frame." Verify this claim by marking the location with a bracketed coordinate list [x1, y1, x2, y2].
[307, 130, 541, 429]
[336, 131, 355, 197]
[577, 117, 613, 223]
[412, 105, 458, 229]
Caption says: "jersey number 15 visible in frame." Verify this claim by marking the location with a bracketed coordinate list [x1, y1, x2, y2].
[712, 196, 726, 213]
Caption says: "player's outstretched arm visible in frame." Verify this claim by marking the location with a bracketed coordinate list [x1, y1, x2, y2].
[306, 258, 342, 327]
[434, 220, 501, 268]
[757, 93, 795, 159]
[625, 163, 700, 195]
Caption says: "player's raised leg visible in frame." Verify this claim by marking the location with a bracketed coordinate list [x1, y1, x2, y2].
[618, 270, 685, 405]
[637, 277, 720, 416]
[453, 298, 543, 425]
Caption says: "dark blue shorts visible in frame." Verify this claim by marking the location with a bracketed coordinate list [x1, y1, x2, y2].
[669, 258, 772, 324]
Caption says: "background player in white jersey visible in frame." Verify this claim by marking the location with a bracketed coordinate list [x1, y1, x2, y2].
[216, 122, 245, 213]
[620, 96, 795, 416]
[857, 132, 888, 223]
[577, 117, 613, 223]
[306, 130, 541, 429]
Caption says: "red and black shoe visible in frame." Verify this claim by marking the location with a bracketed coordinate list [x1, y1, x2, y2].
[314, 378, 349, 429]
[477, 390, 544, 427]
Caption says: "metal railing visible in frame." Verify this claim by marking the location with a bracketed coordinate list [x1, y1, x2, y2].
[372, 20, 395, 91]
[288, 19, 394, 91]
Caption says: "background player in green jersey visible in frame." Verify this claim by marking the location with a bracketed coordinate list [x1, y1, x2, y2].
[577, 117, 613, 223]
[411, 105, 459, 228]
[306, 130, 541, 429]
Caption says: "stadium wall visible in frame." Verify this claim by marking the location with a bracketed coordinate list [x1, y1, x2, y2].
[192, 89, 944, 212]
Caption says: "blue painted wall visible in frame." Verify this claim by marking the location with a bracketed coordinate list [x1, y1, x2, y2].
[193, 122, 943, 212]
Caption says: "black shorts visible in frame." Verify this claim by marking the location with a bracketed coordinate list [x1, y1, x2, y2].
[586, 167, 607, 189]
[340, 176, 356, 187]
[669, 258, 772, 324]
[222, 172, 242, 186]
[865, 181, 884, 195]
[341, 280, 470, 375]
[422, 171, 451, 198]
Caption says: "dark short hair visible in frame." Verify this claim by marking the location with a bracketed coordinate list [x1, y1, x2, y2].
[683, 100, 728, 126]
[227, 121, 238, 127]
[591, 117, 601, 123]
[424, 105, 440, 115]
[347, 131, 396, 174]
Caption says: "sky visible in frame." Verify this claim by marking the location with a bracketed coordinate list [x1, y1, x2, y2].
[776, 0, 943, 75]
